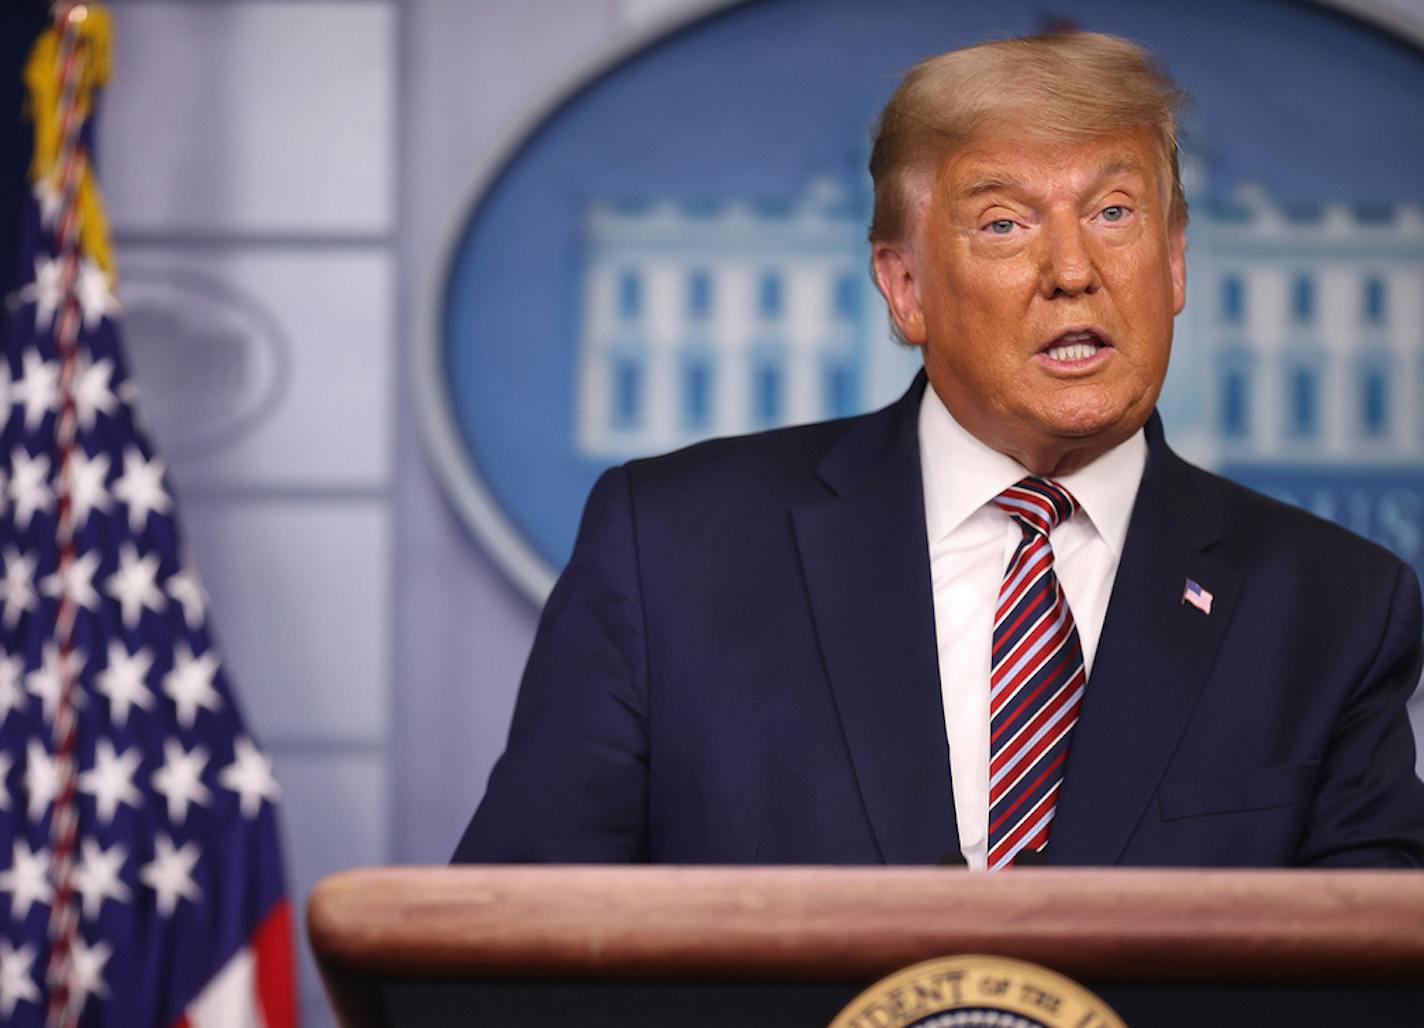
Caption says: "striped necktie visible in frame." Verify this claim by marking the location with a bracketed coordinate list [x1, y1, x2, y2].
[988, 476, 1087, 870]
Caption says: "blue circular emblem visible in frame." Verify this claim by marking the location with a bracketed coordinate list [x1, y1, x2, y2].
[421, 0, 1424, 601]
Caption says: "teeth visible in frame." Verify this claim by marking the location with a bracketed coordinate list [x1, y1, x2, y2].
[1046, 342, 1098, 361]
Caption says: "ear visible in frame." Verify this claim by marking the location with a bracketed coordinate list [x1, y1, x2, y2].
[1169, 221, 1187, 316]
[871, 241, 927, 346]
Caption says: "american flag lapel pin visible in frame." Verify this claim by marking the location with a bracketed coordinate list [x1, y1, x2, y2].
[1182, 578, 1214, 615]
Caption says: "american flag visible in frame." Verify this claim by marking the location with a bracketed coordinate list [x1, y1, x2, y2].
[0, 4, 297, 1026]
[1182, 578, 1213, 616]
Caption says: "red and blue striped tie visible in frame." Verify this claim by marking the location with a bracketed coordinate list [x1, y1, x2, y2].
[988, 477, 1087, 870]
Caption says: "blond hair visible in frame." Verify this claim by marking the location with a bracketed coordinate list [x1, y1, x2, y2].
[868, 32, 1190, 243]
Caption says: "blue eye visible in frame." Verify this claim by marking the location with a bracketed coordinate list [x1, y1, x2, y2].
[988, 219, 1015, 234]
[1101, 205, 1127, 222]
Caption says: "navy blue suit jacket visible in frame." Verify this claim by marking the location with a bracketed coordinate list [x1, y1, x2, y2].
[455, 375, 1424, 866]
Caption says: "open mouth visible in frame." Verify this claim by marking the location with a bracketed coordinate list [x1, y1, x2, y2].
[1040, 329, 1111, 363]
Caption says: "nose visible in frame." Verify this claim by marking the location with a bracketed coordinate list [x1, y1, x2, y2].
[1037, 213, 1100, 299]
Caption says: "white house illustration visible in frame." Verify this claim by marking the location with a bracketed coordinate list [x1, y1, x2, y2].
[573, 176, 919, 458]
[574, 165, 1424, 471]
[1176, 184, 1424, 470]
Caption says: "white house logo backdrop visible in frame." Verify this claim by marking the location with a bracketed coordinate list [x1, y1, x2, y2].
[425, 0, 1424, 602]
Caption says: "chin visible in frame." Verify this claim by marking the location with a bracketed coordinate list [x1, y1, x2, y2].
[1039, 409, 1125, 442]
[1037, 389, 1152, 442]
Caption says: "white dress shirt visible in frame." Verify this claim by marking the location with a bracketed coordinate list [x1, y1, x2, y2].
[918, 386, 1147, 869]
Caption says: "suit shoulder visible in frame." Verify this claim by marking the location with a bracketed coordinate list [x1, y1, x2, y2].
[621, 412, 871, 502]
[1182, 460, 1410, 580]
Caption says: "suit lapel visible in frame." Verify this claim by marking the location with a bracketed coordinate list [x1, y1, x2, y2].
[791, 374, 958, 865]
[1049, 416, 1242, 865]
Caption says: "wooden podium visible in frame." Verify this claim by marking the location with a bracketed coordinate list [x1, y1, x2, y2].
[308, 867, 1424, 1026]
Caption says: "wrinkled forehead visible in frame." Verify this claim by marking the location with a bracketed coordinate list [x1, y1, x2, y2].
[940, 131, 1162, 196]
[913, 124, 1174, 216]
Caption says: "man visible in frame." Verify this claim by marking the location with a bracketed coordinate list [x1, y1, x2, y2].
[454, 32, 1424, 868]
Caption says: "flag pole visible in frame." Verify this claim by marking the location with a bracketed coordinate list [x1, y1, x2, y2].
[8, 5, 297, 1023]
[32, 4, 106, 1026]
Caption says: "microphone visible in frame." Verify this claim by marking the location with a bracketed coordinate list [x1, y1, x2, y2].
[937, 850, 968, 867]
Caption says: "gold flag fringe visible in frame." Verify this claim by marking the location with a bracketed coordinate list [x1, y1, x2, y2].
[23, 3, 115, 275]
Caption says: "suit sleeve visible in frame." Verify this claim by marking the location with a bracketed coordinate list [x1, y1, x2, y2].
[1300, 561, 1424, 867]
[452, 466, 650, 862]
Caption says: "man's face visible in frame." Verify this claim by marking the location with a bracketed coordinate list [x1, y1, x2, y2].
[873, 129, 1186, 476]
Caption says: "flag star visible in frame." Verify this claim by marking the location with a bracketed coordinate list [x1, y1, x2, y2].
[65, 450, 111, 528]
[75, 259, 120, 332]
[24, 740, 60, 822]
[0, 751, 10, 810]
[66, 934, 113, 1015]
[8, 448, 54, 530]
[78, 739, 143, 824]
[11, 349, 59, 431]
[32, 177, 61, 227]
[105, 543, 166, 630]
[163, 642, 222, 730]
[0, 839, 52, 920]
[0, 548, 38, 628]
[95, 640, 155, 728]
[18, 258, 63, 332]
[112, 446, 171, 534]
[167, 566, 209, 630]
[40, 549, 101, 613]
[152, 738, 211, 825]
[140, 834, 201, 917]
[73, 354, 119, 432]
[0, 653, 26, 726]
[73, 838, 131, 922]
[0, 940, 39, 1018]
[220, 737, 280, 818]
[26, 642, 84, 727]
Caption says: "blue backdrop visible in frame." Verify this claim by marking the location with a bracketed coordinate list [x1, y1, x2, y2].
[439, 0, 1424, 590]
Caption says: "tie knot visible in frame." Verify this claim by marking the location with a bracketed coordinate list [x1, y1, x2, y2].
[994, 476, 1079, 537]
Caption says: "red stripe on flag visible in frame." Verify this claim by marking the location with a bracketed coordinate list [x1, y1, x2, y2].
[255, 899, 299, 1028]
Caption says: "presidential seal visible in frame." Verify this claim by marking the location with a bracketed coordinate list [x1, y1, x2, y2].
[829, 955, 1125, 1028]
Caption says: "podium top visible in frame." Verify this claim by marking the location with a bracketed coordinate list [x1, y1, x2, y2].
[307, 865, 1424, 985]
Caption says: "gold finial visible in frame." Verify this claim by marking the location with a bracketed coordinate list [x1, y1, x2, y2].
[23, 3, 116, 274]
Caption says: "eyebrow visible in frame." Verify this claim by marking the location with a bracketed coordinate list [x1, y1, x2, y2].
[955, 153, 1149, 201]
[959, 173, 1026, 199]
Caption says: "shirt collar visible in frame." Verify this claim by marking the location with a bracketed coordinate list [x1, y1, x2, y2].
[918, 384, 1146, 557]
